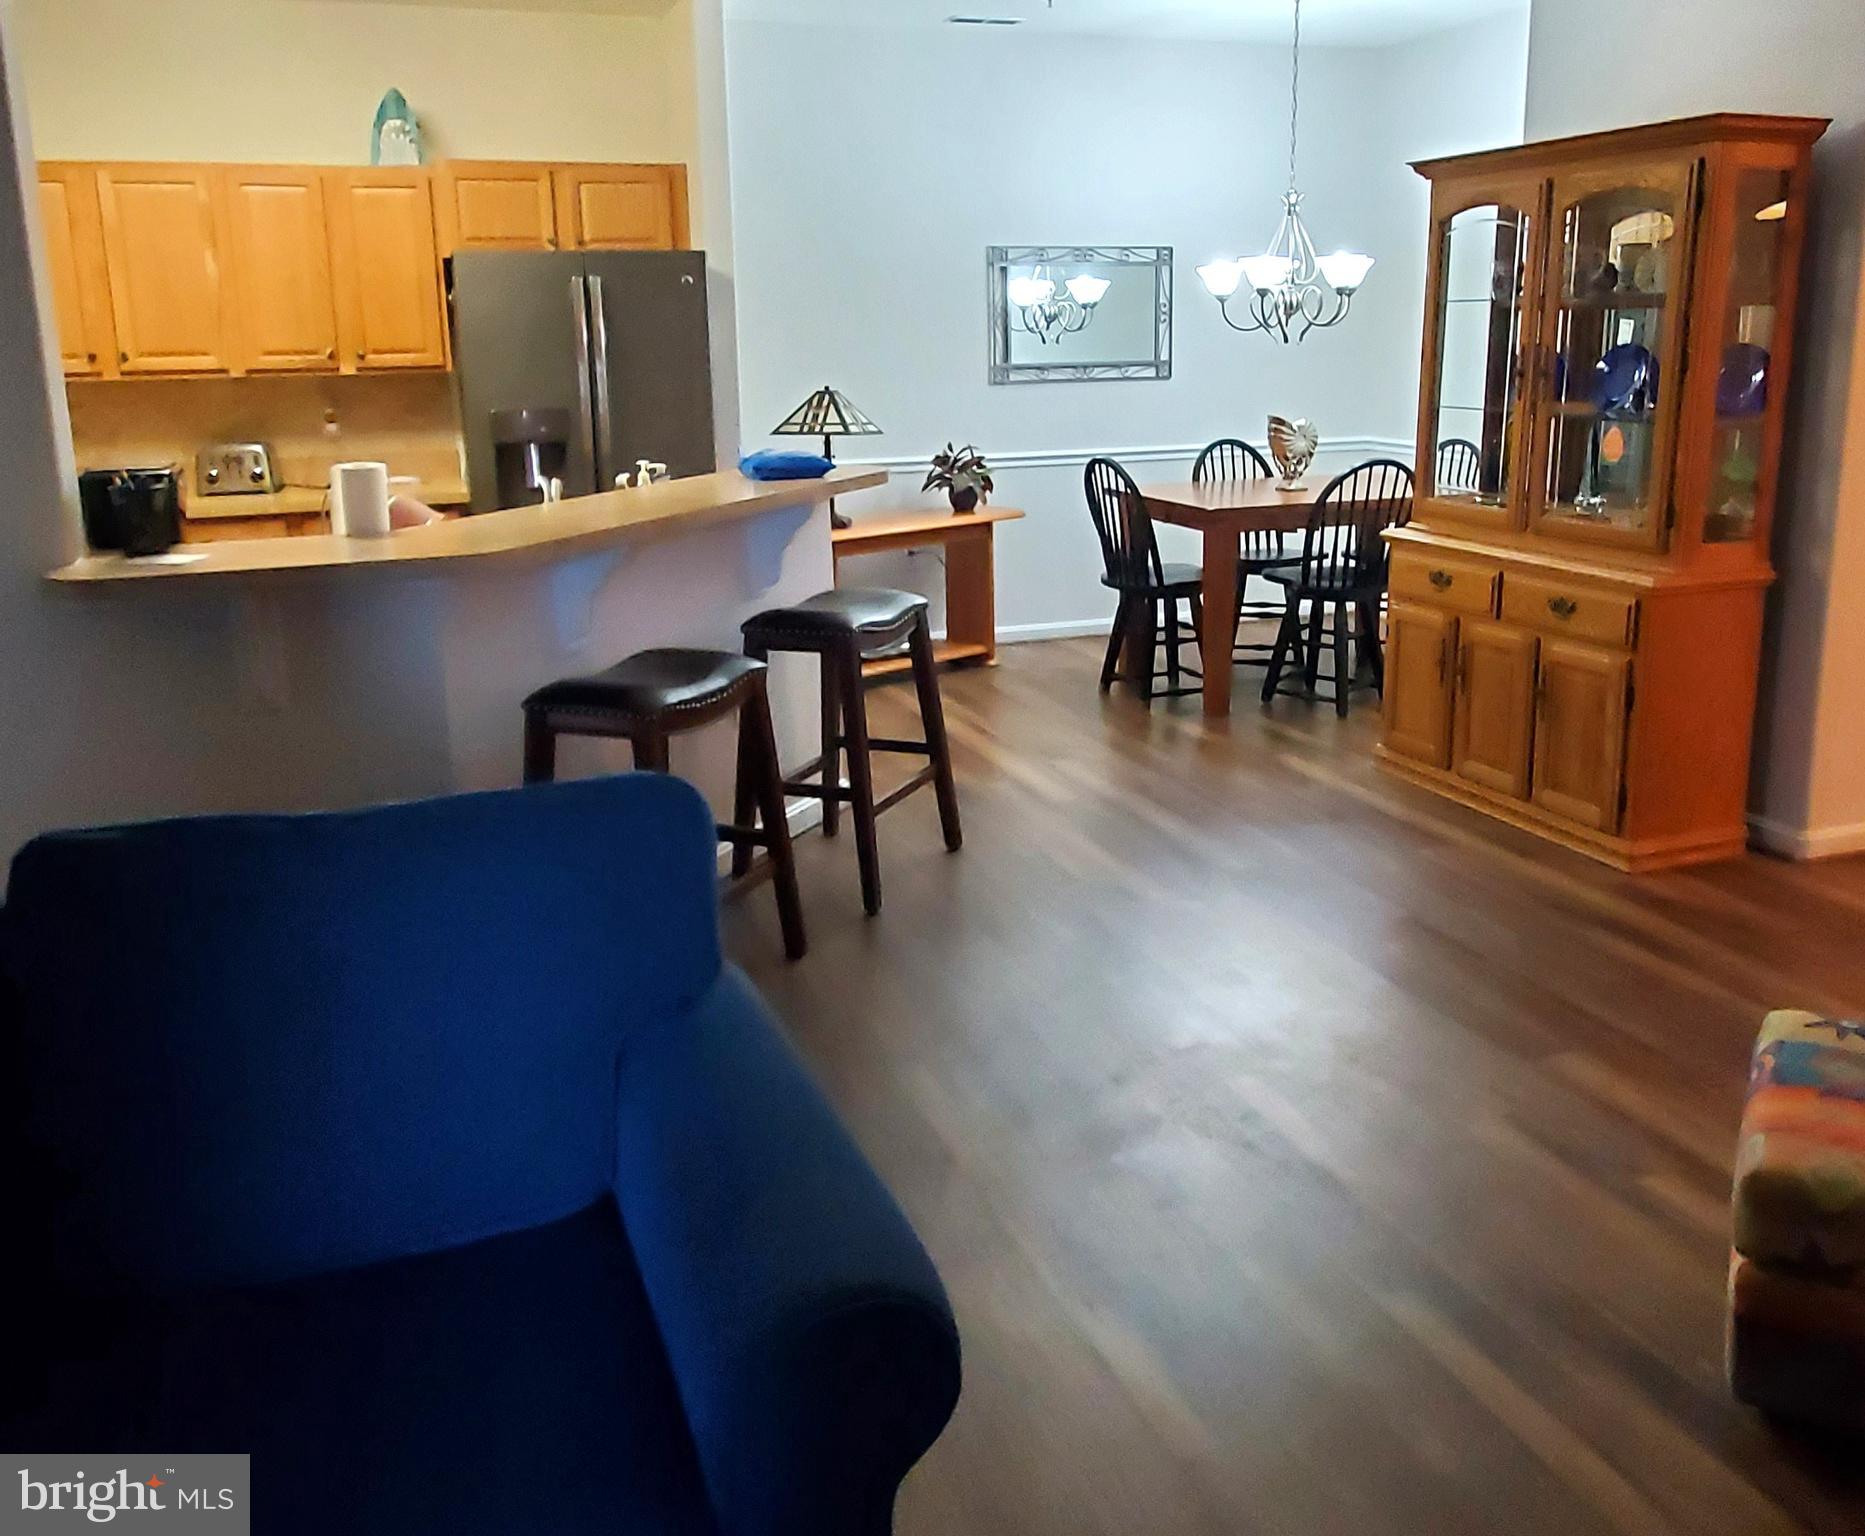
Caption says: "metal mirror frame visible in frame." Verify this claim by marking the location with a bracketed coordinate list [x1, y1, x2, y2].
[987, 245, 1174, 385]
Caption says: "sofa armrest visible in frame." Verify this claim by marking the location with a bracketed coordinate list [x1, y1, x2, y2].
[612, 967, 960, 1536]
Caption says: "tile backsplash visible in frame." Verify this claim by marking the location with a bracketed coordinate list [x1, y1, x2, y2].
[66, 372, 466, 497]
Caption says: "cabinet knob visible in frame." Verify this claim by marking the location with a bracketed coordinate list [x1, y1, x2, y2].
[355, 348, 366, 362]
[325, 347, 336, 361]
[1427, 568, 1453, 591]
[1548, 595, 1578, 619]
[85, 351, 97, 364]
[118, 351, 129, 365]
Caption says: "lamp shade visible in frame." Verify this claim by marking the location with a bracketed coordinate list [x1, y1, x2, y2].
[1316, 251, 1375, 292]
[1064, 274, 1111, 307]
[771, 386, 882, 442]
[1196, 260, 1246, 299]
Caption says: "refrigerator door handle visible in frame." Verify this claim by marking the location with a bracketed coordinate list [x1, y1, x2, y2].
[588, 273, 615, 491]
[570, 273, 598, 492]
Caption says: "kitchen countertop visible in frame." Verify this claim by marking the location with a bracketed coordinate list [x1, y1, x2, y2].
[49, 468, 885, 586]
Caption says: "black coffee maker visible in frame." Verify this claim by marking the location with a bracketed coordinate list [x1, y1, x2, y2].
[78, 467, 183, 556]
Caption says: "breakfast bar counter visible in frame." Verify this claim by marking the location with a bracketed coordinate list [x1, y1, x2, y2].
[50, 468, 885, 585]
[35, 466, 885, 829]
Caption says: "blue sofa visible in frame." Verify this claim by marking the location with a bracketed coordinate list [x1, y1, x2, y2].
[0, 775, 959, 1535]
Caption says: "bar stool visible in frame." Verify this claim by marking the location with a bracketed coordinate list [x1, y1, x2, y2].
[741, 589, 961, 917]
[521, 647, 806, 960]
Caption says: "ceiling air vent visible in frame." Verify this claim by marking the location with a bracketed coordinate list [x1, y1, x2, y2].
[946, 15, 1024, 25]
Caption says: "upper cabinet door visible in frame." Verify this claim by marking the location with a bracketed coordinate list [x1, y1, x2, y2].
[1527, 155, 1700, 550]
[95, 164, 234, 374]
[435, 161, 558, 253]
[1415, 172, 1548, 532]
[222, 166, 339, 372]
[36, 164, 117, 378]
[553, 164, 689, 251]
[325, 169, 447, 371]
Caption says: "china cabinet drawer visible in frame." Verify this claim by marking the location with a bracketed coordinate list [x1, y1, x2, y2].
[1501, 574, 1637, 649]
[1390, 552, 1500, 616]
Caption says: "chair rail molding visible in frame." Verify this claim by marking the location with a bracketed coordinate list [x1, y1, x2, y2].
[840, 437, 1413, 475]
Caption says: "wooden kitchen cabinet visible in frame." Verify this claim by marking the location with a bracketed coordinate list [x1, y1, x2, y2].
[222, 165, 339, 372]
[94, 163, 236, 374]
[1531, 640, 1631, 832]
[1381, 602, 1456, 771]
[1452, 619, 1538, 800]
[434, 160, 559, 253]
[36, 163, 117, 377]
[552, 163, 688, 250]
[325, 168, 447, 371]
[1379, 114, 1826, 871]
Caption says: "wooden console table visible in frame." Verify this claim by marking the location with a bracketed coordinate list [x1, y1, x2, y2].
[832, 506, 1023, 677]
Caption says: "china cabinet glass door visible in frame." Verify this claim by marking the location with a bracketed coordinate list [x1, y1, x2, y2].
[1699, 162, 1796, 543]
[1529, 158, 1698, 547]
[1419, 177, 1545, 528]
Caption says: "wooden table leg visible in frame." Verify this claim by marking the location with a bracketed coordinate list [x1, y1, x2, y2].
[1200, 525, 1239, 718]
[944, 525, 995, 664]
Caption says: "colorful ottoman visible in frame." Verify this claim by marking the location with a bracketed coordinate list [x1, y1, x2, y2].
[1729, 1009, 1865, 1428]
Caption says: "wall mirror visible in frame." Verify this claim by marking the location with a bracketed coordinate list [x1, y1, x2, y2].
[987, 246, 1173, 384]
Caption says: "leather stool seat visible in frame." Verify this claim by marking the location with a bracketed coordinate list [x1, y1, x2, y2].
[743, 588, 927, 651]
[522, 647, 805, 960]
[525, 650, 763, 722]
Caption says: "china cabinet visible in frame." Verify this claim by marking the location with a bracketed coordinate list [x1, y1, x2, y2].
[1380, 114, 1827, 871]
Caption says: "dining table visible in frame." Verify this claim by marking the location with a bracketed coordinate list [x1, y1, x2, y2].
[1139, 476, 1325, 718]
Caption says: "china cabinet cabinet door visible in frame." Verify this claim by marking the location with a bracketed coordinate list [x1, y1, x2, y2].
[435, 161, 558, 253]
[36, 164, 116, 377]
[222, 166, 340, 373]
[1685, 149, 1810, 552]
[1529, 157, 1699, 549]
[1383, 602, 1456, 770]
[1453, 619, 1538, 799]
[326, 169, 448, 371]
[553, 164, 688, 251]
[1416, 173, 1547, 530]
[1531, 639, 1631, 832]
[95, 164, 234, 374]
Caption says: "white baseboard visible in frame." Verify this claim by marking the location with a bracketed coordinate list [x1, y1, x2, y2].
[996, 618, 1115, 644]
[715, 794, 825, 873]
[1747, 813, 1865, 861]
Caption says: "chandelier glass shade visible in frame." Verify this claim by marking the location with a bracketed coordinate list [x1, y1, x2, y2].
[1197, 0, 1373, 343]
[1006, 267, 1112, 345]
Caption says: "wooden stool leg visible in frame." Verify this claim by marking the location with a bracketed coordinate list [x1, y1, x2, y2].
[523, 711, 557, 784]
[909, 613, 963, 853]
[731, 702, 759, 880]
[819, 653, 842, 838]
[837, 640, 883, 916]
[746, 678, 807, 960]
[634, 730, 670, 774]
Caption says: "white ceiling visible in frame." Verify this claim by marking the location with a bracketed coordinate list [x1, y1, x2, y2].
[725, 0, 1526, 47]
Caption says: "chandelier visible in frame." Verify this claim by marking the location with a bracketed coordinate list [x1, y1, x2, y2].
[1005, 266, 1112, 345]
[1197, 0, 1373, 343]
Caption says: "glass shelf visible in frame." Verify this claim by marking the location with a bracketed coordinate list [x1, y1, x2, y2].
[1560, 290, 1668, 310]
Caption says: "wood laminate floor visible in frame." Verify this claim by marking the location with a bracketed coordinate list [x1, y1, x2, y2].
[723, 637, 1865, 1536]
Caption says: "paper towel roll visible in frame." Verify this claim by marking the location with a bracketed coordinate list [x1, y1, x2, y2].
[331, 461, 392, 538]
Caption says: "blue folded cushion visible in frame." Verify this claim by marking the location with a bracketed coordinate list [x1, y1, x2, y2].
[740, 450, 835, 481]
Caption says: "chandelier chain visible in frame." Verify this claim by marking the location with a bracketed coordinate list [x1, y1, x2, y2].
[1288, 0, 1301, 197]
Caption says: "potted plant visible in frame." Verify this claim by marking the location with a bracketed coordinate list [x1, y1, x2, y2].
[922, 443, 994, 513]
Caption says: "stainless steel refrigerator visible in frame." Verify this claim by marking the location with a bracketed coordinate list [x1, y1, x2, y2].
[450, 249, 716, 513]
